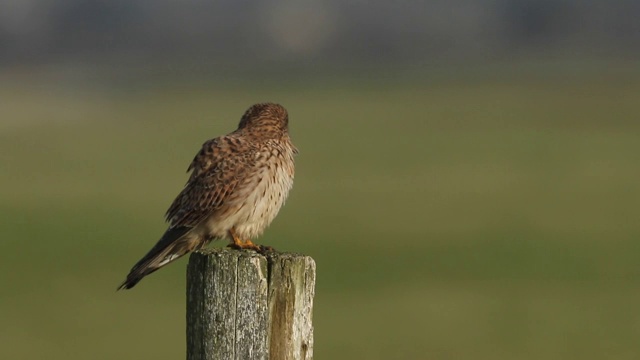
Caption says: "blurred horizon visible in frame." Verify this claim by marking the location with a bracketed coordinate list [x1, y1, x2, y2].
[2, 0, 639, 69]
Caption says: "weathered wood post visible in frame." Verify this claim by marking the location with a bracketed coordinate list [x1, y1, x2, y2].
[186, 248, 316, 360]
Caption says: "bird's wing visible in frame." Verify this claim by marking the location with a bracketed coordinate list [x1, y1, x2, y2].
[165, 135, 258, 228]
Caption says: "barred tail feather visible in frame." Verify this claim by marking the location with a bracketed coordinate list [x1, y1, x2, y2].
[117, 226, 194, 290]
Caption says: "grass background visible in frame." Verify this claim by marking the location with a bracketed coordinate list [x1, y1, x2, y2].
[1, 64, 639, 359]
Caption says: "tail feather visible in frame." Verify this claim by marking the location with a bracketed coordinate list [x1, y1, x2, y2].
[118, 226, 194, 290]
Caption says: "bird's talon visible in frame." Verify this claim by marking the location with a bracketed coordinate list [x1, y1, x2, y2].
[227, 240, 275, 254]
[257, 245, 276, 254]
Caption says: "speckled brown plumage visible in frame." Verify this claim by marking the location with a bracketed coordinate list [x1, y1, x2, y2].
[118, 103, 297, 290]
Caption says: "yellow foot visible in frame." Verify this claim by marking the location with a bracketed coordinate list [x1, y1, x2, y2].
[227, 229, 276, 254]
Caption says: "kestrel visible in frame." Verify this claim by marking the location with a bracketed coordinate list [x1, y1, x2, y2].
[118, 103, 297, 290]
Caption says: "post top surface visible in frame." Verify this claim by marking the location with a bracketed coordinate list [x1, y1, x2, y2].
[193, 247, 315, 263]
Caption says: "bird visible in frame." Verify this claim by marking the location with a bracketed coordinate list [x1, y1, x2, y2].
[118, 103, 297, 290]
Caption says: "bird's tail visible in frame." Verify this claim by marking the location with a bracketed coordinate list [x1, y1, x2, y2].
[118, 227, 196, 290]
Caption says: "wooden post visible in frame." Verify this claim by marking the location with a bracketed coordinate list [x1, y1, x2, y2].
[186, 248, 316, 360]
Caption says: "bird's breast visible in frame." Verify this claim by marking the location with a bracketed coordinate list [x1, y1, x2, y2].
[230, 145, 295, 239]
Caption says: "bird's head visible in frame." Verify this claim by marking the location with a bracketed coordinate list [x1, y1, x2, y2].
[237, 103, 289, 137]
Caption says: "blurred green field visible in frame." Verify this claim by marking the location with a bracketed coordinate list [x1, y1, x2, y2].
[1, 67, 639, 359]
